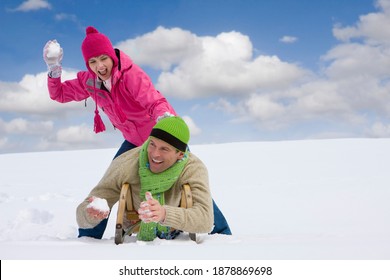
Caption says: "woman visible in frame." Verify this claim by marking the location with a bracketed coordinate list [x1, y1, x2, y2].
[44, 26, 175, 158]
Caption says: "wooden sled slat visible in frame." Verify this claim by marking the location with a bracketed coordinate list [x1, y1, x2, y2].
[114, 183, 130, 245]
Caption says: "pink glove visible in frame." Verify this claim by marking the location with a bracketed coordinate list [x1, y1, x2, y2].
[43, 40, 63, 78]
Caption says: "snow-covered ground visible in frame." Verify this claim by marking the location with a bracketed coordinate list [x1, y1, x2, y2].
[1, 139, 390, 278]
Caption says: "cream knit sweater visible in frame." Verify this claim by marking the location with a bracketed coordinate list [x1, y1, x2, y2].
[76, 147, 214, 234]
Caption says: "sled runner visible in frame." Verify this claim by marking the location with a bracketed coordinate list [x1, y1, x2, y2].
[115, 183, 197, 244]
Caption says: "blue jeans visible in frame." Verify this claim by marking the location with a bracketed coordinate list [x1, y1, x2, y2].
[113, 140, 137, 159]
[78, 140, 232, 238]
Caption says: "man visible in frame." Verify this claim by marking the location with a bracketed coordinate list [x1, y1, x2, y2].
[76, 116, 217, 241]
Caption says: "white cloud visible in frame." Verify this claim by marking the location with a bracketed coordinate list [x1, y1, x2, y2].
[116, 26, 202, 70]
[182, 115, 201, 136]
[212, 1, 390, 135]
[322, 43, 390, 79]
[56, 124, 97, 144]
[0, 70, 82, 116]
[377, 0, 390, 11]
[145, 29, 307, 99]
[55, 13, 77, 22]
[0, 69, 102, 153]
[0, 118, 53, 135]
[34, 124, 105, 152]
[0, 137, 8, 149]
[115, 26, 307, 99]
[369, 121, 390, 137]
[333, 0, 390, 46]
[210, 98, 243, 115]
[113, 20, 387, 135]
[11, 0, 51, 12]
[244, 95, 285, 122]
[279, 36, 298, 43]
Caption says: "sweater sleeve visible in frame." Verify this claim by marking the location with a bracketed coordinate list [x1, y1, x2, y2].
[76, 148, 140, 229]
[161, 154, 214, 234]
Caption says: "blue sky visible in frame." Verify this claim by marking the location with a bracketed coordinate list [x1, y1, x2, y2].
[1, 0, 389, 154]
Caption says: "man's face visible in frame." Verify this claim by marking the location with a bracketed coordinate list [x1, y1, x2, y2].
[88, 54, 113, 81]
[147, 137, 184, 173]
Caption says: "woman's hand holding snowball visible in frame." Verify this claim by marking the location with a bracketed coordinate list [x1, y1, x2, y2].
[43, 40, 63, 78]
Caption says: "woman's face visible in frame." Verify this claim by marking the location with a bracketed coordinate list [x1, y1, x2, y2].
[88, 54, 113, 81]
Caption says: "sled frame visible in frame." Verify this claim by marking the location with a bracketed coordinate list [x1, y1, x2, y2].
[115, 183, 197, 244]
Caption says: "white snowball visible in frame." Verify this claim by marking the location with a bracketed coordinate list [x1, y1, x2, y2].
[47, 41, 61, 58]
[87, 197, 109, 211]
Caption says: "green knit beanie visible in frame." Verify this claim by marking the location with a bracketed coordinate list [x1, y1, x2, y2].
[150, 116, 190, 151]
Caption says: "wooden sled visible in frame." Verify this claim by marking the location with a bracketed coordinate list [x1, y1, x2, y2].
[115, 183, 197, 244]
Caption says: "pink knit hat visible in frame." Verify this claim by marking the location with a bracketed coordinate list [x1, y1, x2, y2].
[81, 26, 118, 74]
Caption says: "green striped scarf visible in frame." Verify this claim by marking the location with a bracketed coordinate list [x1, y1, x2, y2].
[137, 139, 189, 241]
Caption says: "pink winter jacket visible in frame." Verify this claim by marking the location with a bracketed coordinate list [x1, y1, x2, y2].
[47, 50, 176, 146]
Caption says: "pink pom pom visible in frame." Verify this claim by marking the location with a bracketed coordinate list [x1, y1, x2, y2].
[86, 26, 98, 35]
